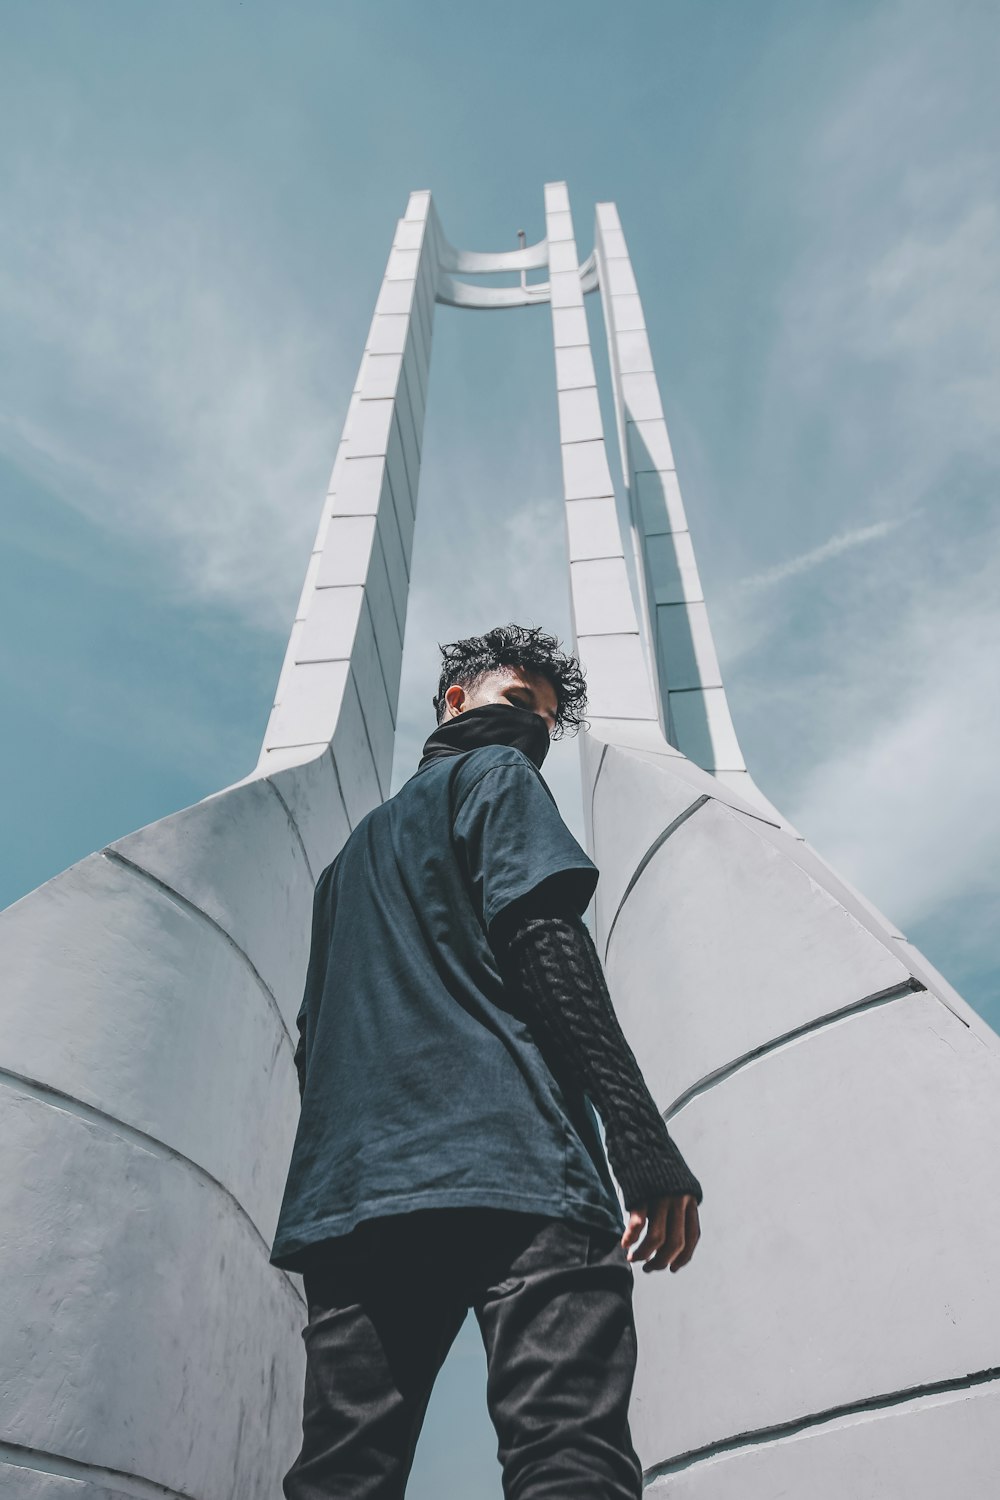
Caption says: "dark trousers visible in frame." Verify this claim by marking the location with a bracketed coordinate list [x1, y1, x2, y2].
[283, 1207, 644, 1500]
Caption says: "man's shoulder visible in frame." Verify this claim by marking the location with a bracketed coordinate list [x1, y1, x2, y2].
[453, 743, 544, 789]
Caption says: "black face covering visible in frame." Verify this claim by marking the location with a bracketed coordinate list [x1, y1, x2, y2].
[418, 701, 552, 771]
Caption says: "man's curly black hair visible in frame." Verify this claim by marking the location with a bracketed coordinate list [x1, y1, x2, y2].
[431, 624, 588, 740]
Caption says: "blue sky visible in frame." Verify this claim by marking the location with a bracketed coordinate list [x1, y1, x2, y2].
[2, 1, 998, 1492]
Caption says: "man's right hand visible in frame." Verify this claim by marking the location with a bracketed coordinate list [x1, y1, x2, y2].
[621, 1194, 700, 1273]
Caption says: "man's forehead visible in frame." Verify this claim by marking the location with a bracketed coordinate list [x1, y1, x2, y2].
[500, 666, 557, 704]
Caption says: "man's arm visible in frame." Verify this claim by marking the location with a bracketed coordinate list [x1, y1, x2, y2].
[492, 895, 702, 1272]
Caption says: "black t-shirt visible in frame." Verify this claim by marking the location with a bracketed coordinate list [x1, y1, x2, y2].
[269, 743, 624, 1271]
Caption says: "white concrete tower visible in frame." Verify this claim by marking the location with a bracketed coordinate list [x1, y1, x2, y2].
[1, 184, 998, 1499]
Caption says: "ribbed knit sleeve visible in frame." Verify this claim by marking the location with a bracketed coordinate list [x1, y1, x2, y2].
[496, 912, 703, 1210]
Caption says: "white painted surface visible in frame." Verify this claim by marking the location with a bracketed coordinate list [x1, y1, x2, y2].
[644, 1382, 1000, 1499]
[1, 851, 298, 1241]
[0, 1087, 304, 1500]
[605, 794, 913, 1109]
[628, 994, 1000, 1464]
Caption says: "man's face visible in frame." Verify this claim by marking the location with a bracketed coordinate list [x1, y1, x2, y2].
[444, 666, 558, 736]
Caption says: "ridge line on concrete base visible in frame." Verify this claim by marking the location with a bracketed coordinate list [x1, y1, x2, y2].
[662, 978, 927, 1120]
[604, 795, 710, 957]
[264, 777, 316, 883]
[642, 1364, 1000, 1483]
[102, 850, 295, 1051]
[0, 1066, 303, 1305]
[0, 1438, 198, 1500]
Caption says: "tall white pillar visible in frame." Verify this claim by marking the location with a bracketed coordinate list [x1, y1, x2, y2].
[548, 182, 1000, 1498]
[0, 190, 437, 1500]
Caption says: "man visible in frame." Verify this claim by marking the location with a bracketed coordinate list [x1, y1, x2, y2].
[271, 623, 703, 1499]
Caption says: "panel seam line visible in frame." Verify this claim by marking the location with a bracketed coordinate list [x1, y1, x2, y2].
[101, 850, 294, 1051]
[0, 1441, 197, 1500]
[264, 778, 315, 883]
[604, 795, 710, 957]
[642, 1364, 1000, 1481]
[662, 978, 927, 1120]
[0, 1065, 303, 1307]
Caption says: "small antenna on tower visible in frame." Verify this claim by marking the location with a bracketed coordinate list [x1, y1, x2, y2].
[518, 229, 527, 291]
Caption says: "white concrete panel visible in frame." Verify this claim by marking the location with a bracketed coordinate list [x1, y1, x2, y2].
[0, 852, 298, 1239]
[397, 358, 425, 458]
[374, 278, 415, 317]
[668, 685, 744, 772]
[604, 258, 638, 297]
[589, 745, 702, 941]
[574, 634, 658, 722]
[628, 417, 675, 473]
[404, 189, 431, 221]
[656, 600, 723, 689]
[266, 748, 350, 880]
[557, 386, 604, 444]
[561, 439, 615, 500]
[547, 238, 579, 273]
[296, 585, 364, 664]
[365, 314, 409, 356]
[293, 550, 323, 620]
[620, 371, 664, 423]
[724, 812, 906, 946]
[265, 659, 351, 751]
[549, 270, 583, 309]
[595, 740, 769, 824]
[554, 343, 596, 390]
[571, 558, 639, 636]
[346, 397, 394, 458]
[611, 293, 645, 331]
[351, 599, 396, 794]
[392, 218, 425, 251]
[325, 437, 349, 493]
[544, 181, 570, 212]
[546, 210, 574, 241]
[551, 306, 589, 347]
[647, 530, 703, 604]
[891, 938, 993, 1039]
[629, 994, 1000, 1464]
[376, 499, 409, 632]
[0, 1467, 138, 1499]
[565, 497, 624, 561]
[400, 333, 427, 430]
[385, 420, 415, 546]
[605, 795, 911, 1107]
[394, 394, 422, 494]
[111, 778, 314, 1026]
[331, 668, 383, 826]
[330, 455, 384, 515]
[614, 328, 654, 374]
[385, 246, 420, 280]
[635, 469, 687, 534]
[365, 531, 404, 720]
[358, 349, 405, 400]
[598, 227, 628, 259]
[0, 1089, 303, 1500]
[645, 1381, 1000, 1499]
[315, 514, 377, 588]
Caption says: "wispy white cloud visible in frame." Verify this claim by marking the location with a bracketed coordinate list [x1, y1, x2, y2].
[788, 540, 1000, 929]
[733, 1, 1000, 991]
[0, 148, 348, 630]
[739, 517, 906, 592]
